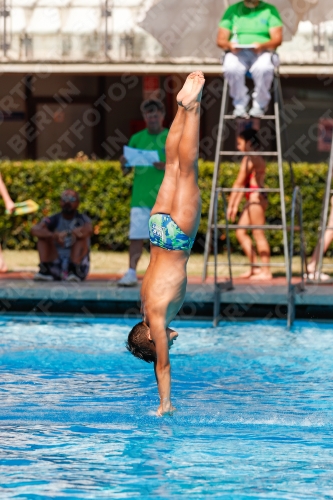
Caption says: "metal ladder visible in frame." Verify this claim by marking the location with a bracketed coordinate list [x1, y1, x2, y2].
[311, 139, 333, 282]
[203, 69, 291, 286]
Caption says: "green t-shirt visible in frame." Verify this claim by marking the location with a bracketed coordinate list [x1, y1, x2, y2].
[219, 1, 283, 45]
[129, 128, 168, 208]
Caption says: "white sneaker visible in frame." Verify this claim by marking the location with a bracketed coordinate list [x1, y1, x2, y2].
[118, 269, 138, 287]
[232, 106, 248, 118]
[33, 272, 54, 282]
[66, 273, 81, 283]
[249, 106, 266, 117]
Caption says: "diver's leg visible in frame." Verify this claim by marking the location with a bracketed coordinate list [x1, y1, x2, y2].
[170, 71, 205, 238]
[150, 105, 184, 215]
[151, 76, 200, 215]
[152, 72, 203, 216]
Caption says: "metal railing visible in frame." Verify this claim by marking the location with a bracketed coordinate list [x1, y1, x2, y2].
[212, 185, 307, 328]
[316, 140, 333, 281]
[287, 186, 306, 329]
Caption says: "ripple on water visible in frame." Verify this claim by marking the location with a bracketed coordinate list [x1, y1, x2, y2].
[0, 318, 333, 498]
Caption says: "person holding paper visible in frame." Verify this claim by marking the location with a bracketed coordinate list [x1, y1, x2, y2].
[216, 0, 283, 117]
[118, 99, 168, 287]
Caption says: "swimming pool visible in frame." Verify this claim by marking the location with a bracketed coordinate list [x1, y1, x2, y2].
[0, 316, 332, 498]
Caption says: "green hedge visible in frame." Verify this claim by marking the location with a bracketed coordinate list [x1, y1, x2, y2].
[0, 160, 329, 254]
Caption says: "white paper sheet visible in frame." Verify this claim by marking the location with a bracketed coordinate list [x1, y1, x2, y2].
[234, 44, 256, 49]
[124, 146, 159, 167]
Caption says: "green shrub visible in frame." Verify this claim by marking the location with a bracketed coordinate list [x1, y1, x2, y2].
[0, 160, 329, 254]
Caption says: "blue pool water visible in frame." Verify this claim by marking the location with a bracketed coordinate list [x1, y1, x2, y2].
[0, 316, 333, 498]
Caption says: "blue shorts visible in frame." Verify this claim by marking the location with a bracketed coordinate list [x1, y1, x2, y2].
[149, 213, 195, 251]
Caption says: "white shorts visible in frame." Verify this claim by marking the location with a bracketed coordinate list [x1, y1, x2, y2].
[129, 207, 151, 240]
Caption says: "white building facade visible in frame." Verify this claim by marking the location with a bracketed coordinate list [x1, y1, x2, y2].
[0, 0, 331, 162]
[0, 0, 332, 63]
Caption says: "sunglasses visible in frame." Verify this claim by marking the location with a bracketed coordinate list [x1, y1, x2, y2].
[61, 195, 77, 202]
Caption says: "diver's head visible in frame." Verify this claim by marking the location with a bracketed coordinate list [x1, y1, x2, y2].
[237, 128, 261, 152]
[126, 321, 178, 363]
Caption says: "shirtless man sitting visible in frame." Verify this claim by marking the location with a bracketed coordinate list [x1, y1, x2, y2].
[126, 71, 205, 416]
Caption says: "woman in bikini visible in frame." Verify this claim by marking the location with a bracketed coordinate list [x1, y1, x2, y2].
[227, 128, 272, 280]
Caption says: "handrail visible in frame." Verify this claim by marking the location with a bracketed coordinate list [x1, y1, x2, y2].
[213, 190, 233, 289]
[212, 189, 233, 327]
[287, 186, 306, 329]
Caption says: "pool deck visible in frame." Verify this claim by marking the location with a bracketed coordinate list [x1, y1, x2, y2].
[0, 272, 332, 320]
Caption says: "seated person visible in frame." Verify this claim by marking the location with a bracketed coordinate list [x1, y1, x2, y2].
[216, 0, 283, 117]
[306, 195, 333, 281]
[31, 189, 93, 282]
[227, 128, 271, 280]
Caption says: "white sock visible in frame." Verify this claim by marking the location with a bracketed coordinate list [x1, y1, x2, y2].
[127, 268, 137, 277]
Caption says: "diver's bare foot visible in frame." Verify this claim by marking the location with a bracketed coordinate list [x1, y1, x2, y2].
[177, 72, 196, 107]
[178, 71, 205, 110]
[249, 271, 272, 281]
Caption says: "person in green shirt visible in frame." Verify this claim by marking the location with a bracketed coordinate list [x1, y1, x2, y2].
[216, 0, 283, 117]
[118, 98, 168, 287]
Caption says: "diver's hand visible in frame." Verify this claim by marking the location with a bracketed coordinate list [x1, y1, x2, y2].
[157, 400, 176, 416]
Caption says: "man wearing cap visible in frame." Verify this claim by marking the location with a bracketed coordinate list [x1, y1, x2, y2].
[216, 0, 283, 117]
[118, 98, 168, 287]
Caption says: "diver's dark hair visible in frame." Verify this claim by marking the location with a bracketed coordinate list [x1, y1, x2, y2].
[126, 321, 156, 364]
[140, 98, 165, 115]
[238, 127, 261, 150]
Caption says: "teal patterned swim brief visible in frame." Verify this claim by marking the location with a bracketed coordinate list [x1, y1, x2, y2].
[149, 213, 195, 251]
